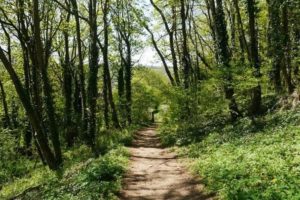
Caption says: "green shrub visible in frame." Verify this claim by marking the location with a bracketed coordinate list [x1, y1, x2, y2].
[96, 125, 138, 153]
[10, 147, 129, 200]
[0, 129, 35, 186]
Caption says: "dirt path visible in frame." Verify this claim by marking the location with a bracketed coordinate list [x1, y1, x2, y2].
[119, 126, 214, 200]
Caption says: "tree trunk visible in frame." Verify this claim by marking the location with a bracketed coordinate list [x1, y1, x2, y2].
[102, 0, 120, 129]
[282, 4, 294, 93]
[267, 0, 283, 93]
[0, 79, 11, 128]
[87, 0, 99, 148]
[150, 0, 180, 85]
[181, 0, 191, 89]
[232, 0, 250, 62]
[144, 24, 175, 86]
[213, 0, 241, 121]
[70, 0, 87, 130]
[124, 40, 132, 125]
[247, 0, 262, 116]
[63, 12, 74, 147]
[33, 0, 62, 166]
[0, 47, 59, 170]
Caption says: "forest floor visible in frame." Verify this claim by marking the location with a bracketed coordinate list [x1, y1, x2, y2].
[118, 126, 214, 200]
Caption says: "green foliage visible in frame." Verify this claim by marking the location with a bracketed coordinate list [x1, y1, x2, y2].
[161, 111, 300, 199]
[0, 145, 92, 199]
[96, 125, 139, 153]
[132, 67, 168, 124]
[40, 147, 129, 200]
[0, 128, 34, 186]
[0, 146, 129, 200]
[0, 125, 139, 199]
[176, 86, 226, 118]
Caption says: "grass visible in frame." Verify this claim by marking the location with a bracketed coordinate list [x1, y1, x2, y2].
[0, 126, 138, 200]
[160, 111, 300, 200]
[0, 146, 130, 200]
[2, 146, 129, 200]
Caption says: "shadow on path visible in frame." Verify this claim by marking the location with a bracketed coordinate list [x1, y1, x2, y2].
[118, 126, 215, 200]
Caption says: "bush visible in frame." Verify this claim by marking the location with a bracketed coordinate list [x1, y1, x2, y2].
[96, 125, 138, 154]
[0, 129, 34, 186]
[5, 147, 130, 200]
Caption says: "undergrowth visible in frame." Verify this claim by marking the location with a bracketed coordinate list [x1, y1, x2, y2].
[160, 110, 300, 200]
[0, 126, 137, 200]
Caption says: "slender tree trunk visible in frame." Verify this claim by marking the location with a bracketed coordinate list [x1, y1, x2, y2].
[207, 0, 218, 61]
[171, 6, 180, 85]
[118, 62, 125, 125]
[0, 47, 58, 170]
[70, 0, 87, 129]
[247, 0, 262, 116]
[0, 79, 11, 128]
[102, 0, 120, 128]
[103, 73, 110, 129]
[282, 4, 294, 93]
[150, 0, 180, 85]
[87, 0, 99, 148]
[267, 0, 283, 93]
[232, 0, 250, 62]
[144, 24, 175, 85]
[63, 12, 74, 147]
[124, 40, 132, 125]
[213, 0, 241, 121]
[17, 2, 34, 155]
[181, 0, 191, 89]
[33, 0, 62, 166]
[293, 23, 300, 82]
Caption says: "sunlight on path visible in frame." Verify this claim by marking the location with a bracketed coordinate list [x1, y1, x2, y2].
[118, 126, 214, 200]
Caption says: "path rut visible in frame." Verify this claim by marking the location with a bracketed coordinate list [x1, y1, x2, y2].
[119, 126, 214, 200]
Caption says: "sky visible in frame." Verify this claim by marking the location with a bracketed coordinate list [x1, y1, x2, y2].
[132, 0, 164, 68]
[134, 46, 162, 67]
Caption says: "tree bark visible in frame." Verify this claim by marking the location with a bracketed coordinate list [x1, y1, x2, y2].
[267, 0, 283, 93]
[247, 0, 262, 116]
[33, 0, 62, 166]
[101, 0, 120, 129]
[70, 0, 87, 128]
[0, 47, 59, 170]
[213, 0, 241, 121]
[281, 4, 294, 93]
[0, 79, 11, 128]
[144, 24, 175, 86]
[181, 0, 191, 89]
[150, 0, 180, 85]
[232, 0, 251, 62]
[124, 39, 132, 125]
[63, 11, 74, 147]
[87, 0, 99, 148]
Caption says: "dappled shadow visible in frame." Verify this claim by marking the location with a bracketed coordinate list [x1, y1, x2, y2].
[131, 127, 162, 148]
[118, 126, 215, 200]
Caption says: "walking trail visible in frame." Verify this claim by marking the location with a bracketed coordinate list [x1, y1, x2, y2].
[119, 126, 214, 200]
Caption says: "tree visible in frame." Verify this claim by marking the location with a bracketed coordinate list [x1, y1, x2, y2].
[32, 0, 62, 166]
[113, 0, 134, 125]
[0, 45, 60, 170]
[180, 0, 192, 89]
[247, 0, 262, 116]
[212, 0, 241, 121]
[268, 0, 283, 93]
[0, 79, 10, 128]
[150, 0, 180, 85]
[99, 0, 120, 129]
[87, 0, 100, 149]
